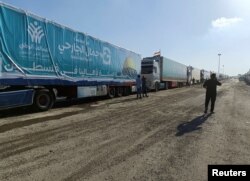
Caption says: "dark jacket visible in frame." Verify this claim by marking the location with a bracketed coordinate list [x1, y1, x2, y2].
[203, 79, 222, 95]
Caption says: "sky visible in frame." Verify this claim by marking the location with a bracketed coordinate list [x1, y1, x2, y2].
[1, 0, 250, 76]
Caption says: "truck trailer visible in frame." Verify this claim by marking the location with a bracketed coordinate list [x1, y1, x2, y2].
[187, 66, 201, 84]
[0, 3, 141, 111]
[200, 69, 210, 84]
[246, 70, 250, 84]
[141, 55, 187, 90]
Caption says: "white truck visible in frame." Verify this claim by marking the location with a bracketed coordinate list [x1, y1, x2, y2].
[141, 55, 187, 90]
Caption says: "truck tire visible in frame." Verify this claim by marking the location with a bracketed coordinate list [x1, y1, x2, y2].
[33, 89, 54, 111]
[108, 87, 115, 98]
[116, 87, 123, 97]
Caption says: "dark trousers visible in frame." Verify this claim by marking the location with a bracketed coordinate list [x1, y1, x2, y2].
[137, 87, 142, 98]
[142, 86, 148, 97]
[205, 93, 216, 112]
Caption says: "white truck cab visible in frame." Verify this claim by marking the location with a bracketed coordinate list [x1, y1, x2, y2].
[141, 57, 161, 90]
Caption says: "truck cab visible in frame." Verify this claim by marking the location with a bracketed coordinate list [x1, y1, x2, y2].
[141, 57, 161, 90]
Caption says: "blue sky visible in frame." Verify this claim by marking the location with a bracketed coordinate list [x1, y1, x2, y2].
[1, 0, 250, 76]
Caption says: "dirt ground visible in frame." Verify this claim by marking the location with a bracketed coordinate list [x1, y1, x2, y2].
[0, 78, 250, 181]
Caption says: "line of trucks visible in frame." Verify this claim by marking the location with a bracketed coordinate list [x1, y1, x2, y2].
[0, 3, 226, 111]
[240, 70, 250, 84]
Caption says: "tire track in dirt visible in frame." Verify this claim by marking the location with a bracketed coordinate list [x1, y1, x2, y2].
[0, 87, 208, 180]
[63, 89, 207, 180]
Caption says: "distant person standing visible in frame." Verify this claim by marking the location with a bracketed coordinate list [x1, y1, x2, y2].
[203, 73, 222, 113]
[142, 76, 148, 97]
[136, 75, 142, 99]
[192, 78, 195, 85]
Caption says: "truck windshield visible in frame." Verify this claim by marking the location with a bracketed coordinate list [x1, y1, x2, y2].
[141, 65, 153, 74]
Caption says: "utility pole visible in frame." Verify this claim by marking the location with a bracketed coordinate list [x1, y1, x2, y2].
[218, 53, 221, 77]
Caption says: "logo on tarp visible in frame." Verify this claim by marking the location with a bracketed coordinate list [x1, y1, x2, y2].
[102, 47, 111, 65]
[28, 21, 45, 44]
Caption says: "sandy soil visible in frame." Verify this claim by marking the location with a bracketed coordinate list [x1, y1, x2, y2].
[0, 78, 250, 181]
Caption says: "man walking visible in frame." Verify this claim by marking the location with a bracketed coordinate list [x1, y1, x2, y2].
[136, 75, 142, 99]
[203, 73, 222, 113]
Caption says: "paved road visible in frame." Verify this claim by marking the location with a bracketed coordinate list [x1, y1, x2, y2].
[0, 79, 249, 181]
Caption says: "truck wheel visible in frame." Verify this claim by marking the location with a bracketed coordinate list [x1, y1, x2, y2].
[116, 87, 123, 97]
[33, 89, 54, 111]
[108, 87, 115, 98]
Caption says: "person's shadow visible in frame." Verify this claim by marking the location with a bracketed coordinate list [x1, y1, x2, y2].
[176, 113, 212, 136]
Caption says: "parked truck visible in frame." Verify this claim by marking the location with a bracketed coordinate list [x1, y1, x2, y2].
[0, 3, 141, 111]
[187, 66, 201, 84]
[200, 69, 210, 84]
[141, 55, 187, 90]
[240, 70, 250, 84]
[246, 70, 250, 84]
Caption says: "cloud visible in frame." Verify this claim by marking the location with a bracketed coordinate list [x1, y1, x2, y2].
[212, 17, 243, 28]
